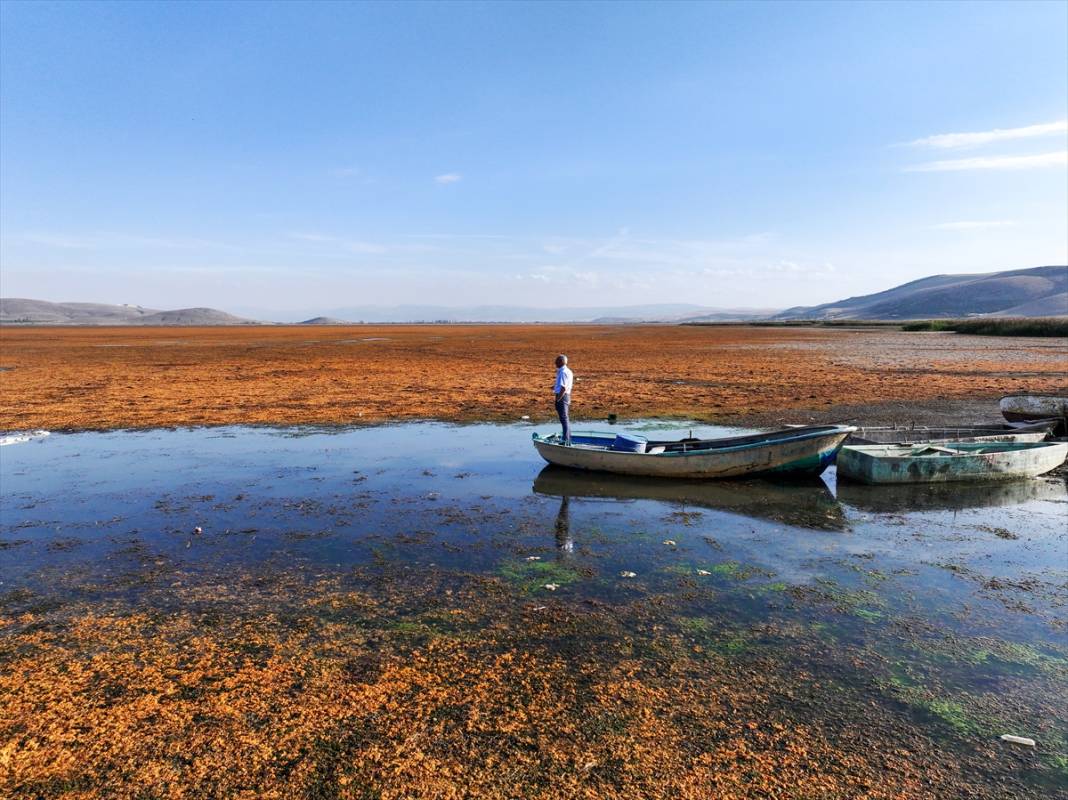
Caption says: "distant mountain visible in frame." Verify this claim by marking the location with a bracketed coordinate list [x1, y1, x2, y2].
[8, 266, 1063, 325]
[773, 266, 1067, 320]
[235, 303, 777, 323]
[0, 298, 160, 324]
[135, 308, 252, 325]
[673, 308, 782, 323]
[0, 298, 255, 325]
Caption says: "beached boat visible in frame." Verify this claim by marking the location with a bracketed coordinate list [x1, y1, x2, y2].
[837, 441, 1068, 485]
[531, 424, 855, 479]
[1000, 395, 1068, 434]
[849, 421, 1053, 445]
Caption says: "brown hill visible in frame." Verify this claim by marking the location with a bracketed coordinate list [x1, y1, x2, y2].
[0, 299, 254, 325]
[774, 266, 1067, 320]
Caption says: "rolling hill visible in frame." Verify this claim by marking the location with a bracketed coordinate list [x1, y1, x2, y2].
[0, 299, 255, 325]
[4, 266, 1065, 325]
[773, 266, 1067, 320]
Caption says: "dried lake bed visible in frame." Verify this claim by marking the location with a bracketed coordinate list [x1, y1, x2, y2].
[1, 422, 1066, 798]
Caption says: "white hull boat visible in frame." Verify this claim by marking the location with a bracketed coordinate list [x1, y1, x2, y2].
[532, 425, 856, 480]
[837, 441, 1068, 485]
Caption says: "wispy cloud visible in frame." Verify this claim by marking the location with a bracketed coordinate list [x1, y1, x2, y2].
[434, 173, 462, 184]
[930, 220, 1018, 231]
[909, 120, 1068, 149]
[509, 230, 837, 293]
[288, 232, 386, 254]
[18, 231, 237, 250]
[906, 151, 1068, 172]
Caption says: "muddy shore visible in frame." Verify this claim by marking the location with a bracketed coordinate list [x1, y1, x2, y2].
[1, 325, 1065, 431]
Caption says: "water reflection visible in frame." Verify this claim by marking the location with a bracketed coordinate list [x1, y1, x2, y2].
[836, 475, 1067, 513]
[554, 495, 574, 554]
[532, 465, 847, 530]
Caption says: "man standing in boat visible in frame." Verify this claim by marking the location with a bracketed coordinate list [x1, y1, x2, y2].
[553, 354, 573, 446]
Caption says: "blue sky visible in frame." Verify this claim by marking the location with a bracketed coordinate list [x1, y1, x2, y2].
[1, 0, 1066, 313]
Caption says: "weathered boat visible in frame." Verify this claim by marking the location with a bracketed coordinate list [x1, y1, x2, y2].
[849, 421, 1053, 445]
[837, 441, 1068, 485]
[531, 424, 855, 479]
[1000, 395, 1068, 434]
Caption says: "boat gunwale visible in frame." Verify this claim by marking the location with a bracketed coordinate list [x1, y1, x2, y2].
[841, 441, 1067, 457]
[532, 424, 856, 459]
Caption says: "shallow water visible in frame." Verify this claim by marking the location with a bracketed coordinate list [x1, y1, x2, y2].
[2, 421, 1066, 796]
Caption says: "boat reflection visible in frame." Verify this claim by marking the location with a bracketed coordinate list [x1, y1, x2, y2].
[532, 465, 848, 531]
[836, 475, 1067, 513]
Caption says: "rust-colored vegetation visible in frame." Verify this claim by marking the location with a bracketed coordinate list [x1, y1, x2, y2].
[1, 324, 1066, 430]
[0, 570, 1035, 799]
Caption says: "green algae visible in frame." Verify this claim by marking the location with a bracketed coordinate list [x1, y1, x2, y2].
[852, 608, 884, 623]
[675, 616, 753, 656]
[758, 581, 788, 593]
[497, 559, 581, 593]
[903, 635, 1068, 677]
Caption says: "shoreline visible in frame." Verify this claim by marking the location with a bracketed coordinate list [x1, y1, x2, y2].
[0, 397, 1022, 436]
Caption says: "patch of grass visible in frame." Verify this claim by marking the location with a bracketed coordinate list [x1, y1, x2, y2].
[902, 317, 1068, 337]
[901, 319, 955, 332]
[682, 320, 902, 328]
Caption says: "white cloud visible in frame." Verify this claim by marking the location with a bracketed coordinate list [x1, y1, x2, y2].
[909, 120, 1068, 149]
[906, 151, 1068, 172]
[434, 173, 462, 184]
[930, 220, 1018, 231]
[331, 166, 363, 177]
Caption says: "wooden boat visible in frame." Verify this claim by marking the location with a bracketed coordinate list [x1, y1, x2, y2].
[999, 395, 1068, 434]
[531, 424, 856, 479]
[533, 466, 846, 530]
[837, 441, 1068, 485]
[849, 421, 1053, 445]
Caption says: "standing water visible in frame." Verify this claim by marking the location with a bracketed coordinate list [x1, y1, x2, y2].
[2, 422, 1066, 797]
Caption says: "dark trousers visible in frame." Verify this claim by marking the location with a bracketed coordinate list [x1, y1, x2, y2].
[555, 394, 571, 444]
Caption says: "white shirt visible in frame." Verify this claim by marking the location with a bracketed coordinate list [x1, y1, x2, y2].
[554, 365, 573, 395]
